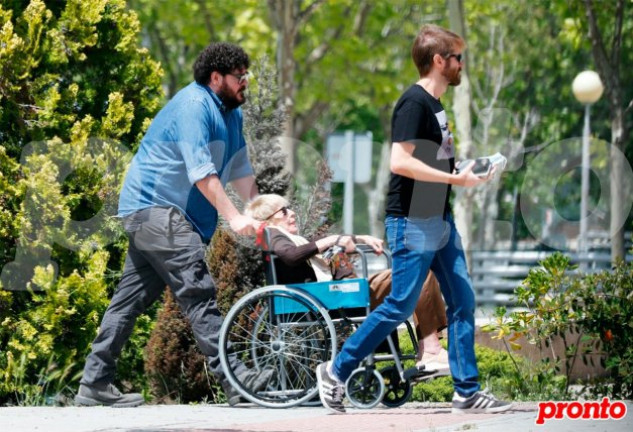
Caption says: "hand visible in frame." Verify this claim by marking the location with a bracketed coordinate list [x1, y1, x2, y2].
[229, 214, 261, 236]
[358, 235, 383, 255]
[337, 235, 356, 254]
[452, 161, 489, 187]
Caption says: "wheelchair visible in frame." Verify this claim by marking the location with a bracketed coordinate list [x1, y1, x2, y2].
[218, 228, 437, 409]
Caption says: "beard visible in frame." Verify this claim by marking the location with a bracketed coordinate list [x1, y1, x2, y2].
[217, 82, 246, 109]
[442, 64, 462, 86]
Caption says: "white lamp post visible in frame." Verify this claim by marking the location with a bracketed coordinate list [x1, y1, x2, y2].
[572, 70, 604, 257]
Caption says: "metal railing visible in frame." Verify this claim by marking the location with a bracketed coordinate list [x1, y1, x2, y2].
[471, 249, 632, 309]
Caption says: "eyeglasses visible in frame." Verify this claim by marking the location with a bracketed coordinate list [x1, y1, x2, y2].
[266, 206, 289, 220]
[445, 53, 463, 63]
[226, 71, 251, 85]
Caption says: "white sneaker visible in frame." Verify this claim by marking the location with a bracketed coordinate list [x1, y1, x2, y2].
[452, 389, 513, 414]
[316, 362, 346, 414]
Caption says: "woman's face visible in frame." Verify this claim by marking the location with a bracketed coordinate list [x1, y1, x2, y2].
[268, 205, 298, 234]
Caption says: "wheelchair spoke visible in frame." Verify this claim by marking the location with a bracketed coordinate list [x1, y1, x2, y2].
[219, 287, 337, 407]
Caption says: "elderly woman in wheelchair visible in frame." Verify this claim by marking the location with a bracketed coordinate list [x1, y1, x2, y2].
[217, 194, 448, 409]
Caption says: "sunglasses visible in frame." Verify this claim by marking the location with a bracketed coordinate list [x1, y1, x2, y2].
[227, 71, 251, 85]
[445, 53, 463, 63]
[266, 206, 289, 220]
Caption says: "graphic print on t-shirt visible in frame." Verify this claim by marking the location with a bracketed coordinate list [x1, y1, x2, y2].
[435, 110, 455, 160]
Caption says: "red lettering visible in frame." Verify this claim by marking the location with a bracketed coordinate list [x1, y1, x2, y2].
[555, 402, 568, 419]
[536, 399, 628, 425]
[609, 401, 627, 420]
[536, 402, 556, 425]
[567, 402, 583, 419]
[600, 397, 611, 419]
[581, 402, 601, 419]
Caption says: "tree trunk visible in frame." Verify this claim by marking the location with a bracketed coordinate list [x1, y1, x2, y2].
[610, 105, 627, 261]
[364, 107, 393, 238]
[449, 0, 475, 266]
[584, 0, 628, 263]
[269, 0, 299, 174]
[364, 141, 391, 237]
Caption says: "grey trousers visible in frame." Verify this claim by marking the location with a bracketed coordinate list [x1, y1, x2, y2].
[80, 206, 242, 386]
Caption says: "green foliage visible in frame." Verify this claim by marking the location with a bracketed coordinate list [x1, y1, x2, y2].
[1, 252, 110, 404]
[482, 253, 633, 399]
[481, 253, 585, 397]
[411, 375, 455, 403]
[0, 0, 163, 405]
[129, 0, 273, 98]
[574, 260, 633, 398]
[0, 146, 22, 275]
[129, 0, 440, 141]
[397, 331, 522, 402]
[1, 352, 81, 406]
[243, 57, 291, 197]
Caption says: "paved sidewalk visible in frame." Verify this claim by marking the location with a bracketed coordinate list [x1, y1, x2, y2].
[0, 401, 630, 432]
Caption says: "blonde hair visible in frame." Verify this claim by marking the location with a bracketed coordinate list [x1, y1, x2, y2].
[245, 194, 289, 222]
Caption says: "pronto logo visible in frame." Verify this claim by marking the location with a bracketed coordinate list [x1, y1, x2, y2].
[536, 398, 627, 425]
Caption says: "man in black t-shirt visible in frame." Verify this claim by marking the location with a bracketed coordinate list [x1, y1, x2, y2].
[316, 25, 513, 414]
[386, 84, 455, 218]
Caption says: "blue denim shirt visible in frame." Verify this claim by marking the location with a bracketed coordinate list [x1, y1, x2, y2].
[118, 81, 253, 242]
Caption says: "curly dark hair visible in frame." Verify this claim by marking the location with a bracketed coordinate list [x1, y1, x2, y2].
[193, 42, 250, 85]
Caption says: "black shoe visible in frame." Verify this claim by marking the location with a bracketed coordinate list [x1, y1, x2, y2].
[223, 367, 275, 406]
[75, 383, 144, 408]
[452, 389, 513, 414]
[220, 379, 244, 407]
[316, 362, 345, 414]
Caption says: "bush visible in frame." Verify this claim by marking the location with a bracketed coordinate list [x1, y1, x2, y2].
[575, 260, 633, 398]
[0, 0, 162, 405]
[482, 253, 633, 400]
[0, 253, 110, 405]
[144, 290, 219, 404]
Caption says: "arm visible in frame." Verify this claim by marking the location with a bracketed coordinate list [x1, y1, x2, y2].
[391, 142, 487, 187]
[269, 231, 320, 266]
[315, 234, 383, 254]
[196, 174, 260, 235]
[270, 231, 357, 265]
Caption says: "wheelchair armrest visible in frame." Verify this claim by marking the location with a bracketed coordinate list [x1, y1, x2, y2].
[351, 244, 392, 278]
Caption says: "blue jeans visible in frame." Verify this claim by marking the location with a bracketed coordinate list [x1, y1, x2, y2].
[332, 214, 480, 397]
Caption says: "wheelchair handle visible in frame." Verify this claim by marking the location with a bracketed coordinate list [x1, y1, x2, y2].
[352, 244, 392, 279]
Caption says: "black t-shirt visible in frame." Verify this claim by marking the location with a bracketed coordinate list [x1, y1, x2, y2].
[386, 85, 455, 219]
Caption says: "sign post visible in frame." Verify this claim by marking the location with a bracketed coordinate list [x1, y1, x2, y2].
[326, 131, 373, 233]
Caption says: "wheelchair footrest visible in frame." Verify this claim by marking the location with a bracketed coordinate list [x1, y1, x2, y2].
[405, 365, 450, 383]
[403, 365, 425, 381]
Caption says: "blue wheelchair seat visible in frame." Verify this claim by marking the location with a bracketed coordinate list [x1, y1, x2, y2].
[275, 278, 370, 314]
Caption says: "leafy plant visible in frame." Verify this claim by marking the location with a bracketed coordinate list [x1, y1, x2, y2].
[482, 252, 633, 399]
[574, 260, 633, 398]
[0, 0, 162, 405]
[144, 290, 216, 404]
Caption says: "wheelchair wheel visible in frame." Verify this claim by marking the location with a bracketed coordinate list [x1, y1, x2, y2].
[345, 367, 384, 409]
[380, 366, 412, 408]
[219, 285, 336, 408]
